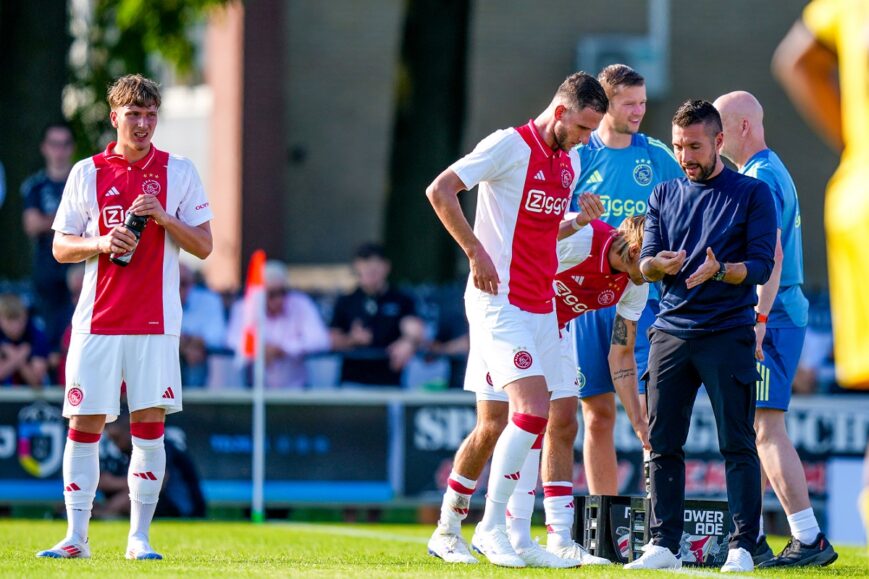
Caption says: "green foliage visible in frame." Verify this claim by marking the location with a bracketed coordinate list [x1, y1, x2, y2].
[1, 520, 863, 577]
[67, 0, 233, 154]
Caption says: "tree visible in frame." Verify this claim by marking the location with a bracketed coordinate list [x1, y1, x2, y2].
[67, 0, 235, 154]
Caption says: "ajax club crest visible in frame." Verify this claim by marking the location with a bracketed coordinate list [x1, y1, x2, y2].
[18, 401, 64, 478]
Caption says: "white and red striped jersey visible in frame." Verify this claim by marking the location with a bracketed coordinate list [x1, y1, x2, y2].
[53, 143, 213, 336]
[452, 121, 580, 313]
[554, 219, 648, 328]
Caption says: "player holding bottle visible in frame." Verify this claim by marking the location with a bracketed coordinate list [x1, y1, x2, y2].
[36, 74, 213, 560]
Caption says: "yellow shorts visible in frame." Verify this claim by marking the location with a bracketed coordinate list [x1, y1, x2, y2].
[824, 170, 869, 388]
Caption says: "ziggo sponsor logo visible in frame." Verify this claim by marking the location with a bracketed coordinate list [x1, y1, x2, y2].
[524, 189, 570, 215]
[599, 195, 647, 218]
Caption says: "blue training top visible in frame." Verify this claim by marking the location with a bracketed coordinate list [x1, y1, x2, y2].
[641, 166, 778, 337]
[740, 149, 809, 328]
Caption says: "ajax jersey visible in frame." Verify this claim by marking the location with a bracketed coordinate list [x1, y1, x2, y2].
[452, 121, 580, 314]
[554, 220, 648, 328]
[53, 144, 213, 336]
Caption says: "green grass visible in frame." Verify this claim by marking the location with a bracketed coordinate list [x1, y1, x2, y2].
[1, 520, 866, 577]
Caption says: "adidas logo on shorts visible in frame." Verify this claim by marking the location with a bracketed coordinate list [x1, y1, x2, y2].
[162, 387, 175, 399]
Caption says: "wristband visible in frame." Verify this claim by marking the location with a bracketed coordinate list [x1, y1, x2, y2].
[570, 218, 583, 231]
[756, 312, 769, 324]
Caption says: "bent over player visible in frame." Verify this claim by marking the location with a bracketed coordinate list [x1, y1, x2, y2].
[426, 72, 607, 567]
[37, 74, 213, 560]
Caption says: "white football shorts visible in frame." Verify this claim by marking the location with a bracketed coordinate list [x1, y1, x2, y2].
[63, 333, 182, 422]
[463, 292, 568, 401]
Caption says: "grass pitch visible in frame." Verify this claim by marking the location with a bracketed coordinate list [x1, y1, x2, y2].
[1, 520, 866, 577]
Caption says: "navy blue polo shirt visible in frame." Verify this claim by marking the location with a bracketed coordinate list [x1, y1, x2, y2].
[641, 167, 777, 337]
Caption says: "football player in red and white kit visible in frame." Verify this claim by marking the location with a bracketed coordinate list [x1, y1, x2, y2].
[426, 72, 608, 568]
[428, 215, 651, 567]
[36, 75, 213, 561]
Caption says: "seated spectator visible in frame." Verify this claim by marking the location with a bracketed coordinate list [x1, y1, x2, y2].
[227, 260, 330, 389]
[52, 264, 85, 386]
[0, 293, 49, 388]
[95, 413, 207, 519]
[179, 264, 227, 387]
[330, 243, 425, 386]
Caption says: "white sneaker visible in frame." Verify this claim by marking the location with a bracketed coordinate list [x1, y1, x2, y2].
[427, 525, 477, 564]
[36, 536, 91, 559]
[547, 540, 612, 565]
[126, 538, 163, 560]
[470, 524, 526, 567]
[720, 547, 754, 573]
[515, 540, 580, 568]
[624, 542, 682, 570]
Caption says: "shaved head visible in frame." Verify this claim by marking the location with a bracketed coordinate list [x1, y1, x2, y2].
[713, 91, 766, 167]
[713, 91, 763, 125]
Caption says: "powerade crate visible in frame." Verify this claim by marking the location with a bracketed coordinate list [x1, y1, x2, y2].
[572, 495, 635, 563]
[629, 497, 733, 567]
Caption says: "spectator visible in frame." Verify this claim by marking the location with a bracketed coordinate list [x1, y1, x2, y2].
[330, 243, 425, 387]
[21, 122, 74, 349]
[179, 264, 227, 387]
[53, 264, 85, 386]
[227, 260, 330, 389]
[0, 293, 49, 388]
[96, 414, 207, 519]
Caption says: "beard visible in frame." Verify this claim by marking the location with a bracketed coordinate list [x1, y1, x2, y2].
[683, 155, 718, 182]
[553, 124, 573, 152]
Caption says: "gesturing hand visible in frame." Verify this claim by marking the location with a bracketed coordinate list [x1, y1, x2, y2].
[654, 249, 686, 275]
[685, 247, 720, 289]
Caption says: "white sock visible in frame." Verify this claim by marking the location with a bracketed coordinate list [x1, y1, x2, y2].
[507, 437, 541, 549]
[439, 471, 476, 531]
[787, 507, 820, 544]
[480, 413, 547, 531]
[128, 434, 166, 544]
[758, 513, 765, 539]
[544, 481, 575, 549]
[63, 430, 101, 542]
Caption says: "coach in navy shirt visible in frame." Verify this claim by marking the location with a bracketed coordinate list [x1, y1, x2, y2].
[625, 101, 776, 572]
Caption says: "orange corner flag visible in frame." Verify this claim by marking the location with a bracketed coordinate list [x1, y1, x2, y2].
[241, 250, 267, 359]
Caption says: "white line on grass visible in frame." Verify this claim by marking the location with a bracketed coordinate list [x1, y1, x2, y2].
[278, 523, 760, 577]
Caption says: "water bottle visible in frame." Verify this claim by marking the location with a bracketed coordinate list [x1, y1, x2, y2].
[109, 211, 148, 267]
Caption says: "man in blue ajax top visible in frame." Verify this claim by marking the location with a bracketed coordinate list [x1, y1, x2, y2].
[625, 100, 776, 573]
[569, 64, 683, 495]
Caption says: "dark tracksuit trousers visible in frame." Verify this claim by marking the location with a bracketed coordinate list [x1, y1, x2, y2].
[645, 324, 761, 554]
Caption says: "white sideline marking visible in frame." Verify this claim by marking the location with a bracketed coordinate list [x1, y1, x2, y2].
[280, 523, 761, 577]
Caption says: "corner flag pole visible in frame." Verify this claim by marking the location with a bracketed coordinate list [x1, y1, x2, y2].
[252, 283, 266, 523]
[242, 250, 267, 523]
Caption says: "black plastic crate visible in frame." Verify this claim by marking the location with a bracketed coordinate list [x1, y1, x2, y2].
[629, 497, 734, 567]
[572, 495, 634, 563]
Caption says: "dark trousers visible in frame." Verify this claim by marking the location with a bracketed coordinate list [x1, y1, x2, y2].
[646, 325, 761, 553]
